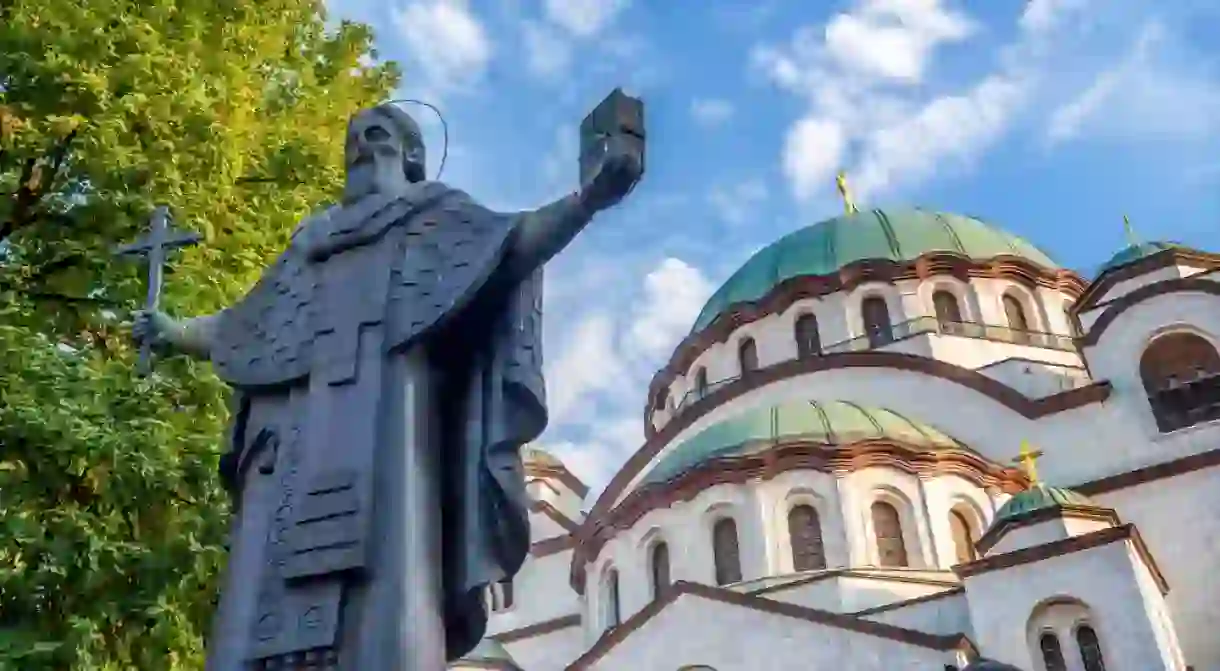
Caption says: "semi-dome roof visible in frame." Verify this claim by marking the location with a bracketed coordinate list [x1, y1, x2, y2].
[641, 400, 962, 486]
[692, 208, 1058, 332]
[456, 638, 520, 670]
[991, 484, 1094, 527]
[522, 444, 563, 469]
[1097, 240, 1189, 276]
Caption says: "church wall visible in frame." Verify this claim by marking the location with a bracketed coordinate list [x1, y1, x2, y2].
[752, 469, 850, 573]
[986, 522, 1062, 557]
[528, 511, 571, 543]
[1081, 265, 1211, 321]
[860, 590, 972, 637]
[537, 478, 586, 521]
[486, 549, 582, 639]
[1129, 542, 1189, 671]
[754, 576, 844, 611]
[503, 625, 586, 671]
[584, 591, 961, 671]
[838, 575, 955, 613]
[921, 475, 998, 566]
[1093, 466, 1220, 670]
[583, 482, 772, 639]
[962, 541, 1173, 670]
[841, 467, 936, 568]
[975, 358, 1091, 398]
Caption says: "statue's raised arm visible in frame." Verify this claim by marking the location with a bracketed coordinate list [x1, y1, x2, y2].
[503, 89, 645, 282]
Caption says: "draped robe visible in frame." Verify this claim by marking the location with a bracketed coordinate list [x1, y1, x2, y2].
[203, 182, 546, 669]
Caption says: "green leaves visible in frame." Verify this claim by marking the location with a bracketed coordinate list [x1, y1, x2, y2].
[1, 0, 398, 667]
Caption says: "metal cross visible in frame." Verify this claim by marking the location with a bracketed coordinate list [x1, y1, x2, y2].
[114, 205, 201, 375]
[1011, 441, 1045, 485]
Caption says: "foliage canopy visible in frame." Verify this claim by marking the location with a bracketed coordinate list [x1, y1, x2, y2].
[0, 0, 399, 667]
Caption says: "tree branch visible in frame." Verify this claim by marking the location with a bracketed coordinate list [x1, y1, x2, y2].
[0, 129, 79, 243]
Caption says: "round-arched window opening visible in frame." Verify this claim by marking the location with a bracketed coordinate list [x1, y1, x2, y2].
[1139, 332, 1220, 432]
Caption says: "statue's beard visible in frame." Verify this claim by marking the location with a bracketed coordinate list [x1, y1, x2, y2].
[343, 155, 409, 203]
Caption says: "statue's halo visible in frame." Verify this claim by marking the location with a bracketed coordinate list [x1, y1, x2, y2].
[383, 98, 450, 181]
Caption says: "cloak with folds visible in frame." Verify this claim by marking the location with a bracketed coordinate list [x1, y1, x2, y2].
[208, 181, 545, 662]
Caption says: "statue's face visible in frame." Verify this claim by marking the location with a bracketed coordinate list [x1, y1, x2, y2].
[343, 109, 427, 202]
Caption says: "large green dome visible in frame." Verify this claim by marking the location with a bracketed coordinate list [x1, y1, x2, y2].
[641, 400, 962, 486]
[692, 208, 1058, 332]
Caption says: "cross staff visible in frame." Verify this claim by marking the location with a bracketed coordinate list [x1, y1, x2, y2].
[114, 206, 201, 375]
[1011, 441, 1045, 485]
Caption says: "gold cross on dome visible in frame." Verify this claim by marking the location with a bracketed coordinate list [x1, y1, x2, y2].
[1011, 441, 1045, 485]
[1123, 214, 1140, 247]
[836, 171, 859, 215]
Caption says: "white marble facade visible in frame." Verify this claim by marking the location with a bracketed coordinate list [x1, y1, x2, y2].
[451, 220, 1220, 671]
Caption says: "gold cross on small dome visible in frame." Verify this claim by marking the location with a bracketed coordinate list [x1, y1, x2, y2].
[1011, 441, 1045, 485]
[836, 171, 859, 215]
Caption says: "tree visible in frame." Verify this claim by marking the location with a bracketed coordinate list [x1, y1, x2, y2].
[0, 0, 399, 667]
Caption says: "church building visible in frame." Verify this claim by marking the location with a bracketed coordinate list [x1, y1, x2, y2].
[451, 180, 1220, 670]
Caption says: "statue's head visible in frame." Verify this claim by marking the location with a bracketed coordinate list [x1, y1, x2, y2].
[343, 104, 427, 202]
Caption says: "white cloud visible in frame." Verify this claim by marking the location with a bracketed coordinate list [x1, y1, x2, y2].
[547, 313, 621, 420]
[690, 98, 736, 127]
[543, 0, 631, 38]
[707, 178, 770, 226]
[540, 256, 714, 493]
[782, 118, 847, 201]
[823, 0, 976, 84]
[1047, 21, 1220, 145]
[521, 20, 573, 80]
[756, 0, 1096, 201]
[392, 0, 492, 95]
[627, 259, 715, 359]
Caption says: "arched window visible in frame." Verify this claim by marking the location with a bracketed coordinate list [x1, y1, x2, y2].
[1140, 332, 1220, 432]
[1063, 302, 1078, 336]
[500, 578, 514, 609]
[650, 541, 671, 600]
[932, 290, 963, 326]
[738, 338, 759, 375]
[861, 296, 893, 347]
[652, 387, 668, 411]
[1039, 631, 1067, 671]
[795, 313, 821, 358]
[787, 504, 826, 571]
[712, 518, 743, 585]
[603, 569, 621, 629]
[871, 501, 909, 567]
[694, 368, 708, 400]
[1003, 294, 1030, 331]
[1076, 625, 1106, 671]
[487, 579, 514, 612]
[949, 509, 976, 564]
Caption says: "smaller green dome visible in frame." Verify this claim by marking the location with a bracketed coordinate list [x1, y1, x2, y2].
[992, 484, 1093, 526]
[1097, 241, 1188, 276]
[641, 400, 961, 486]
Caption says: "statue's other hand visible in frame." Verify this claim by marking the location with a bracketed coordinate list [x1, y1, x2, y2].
[579, 140, 643, 213]
[131, 310, 178, 349]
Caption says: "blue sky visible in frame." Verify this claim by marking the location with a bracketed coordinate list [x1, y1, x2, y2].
[327, 0, 1220, 493]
